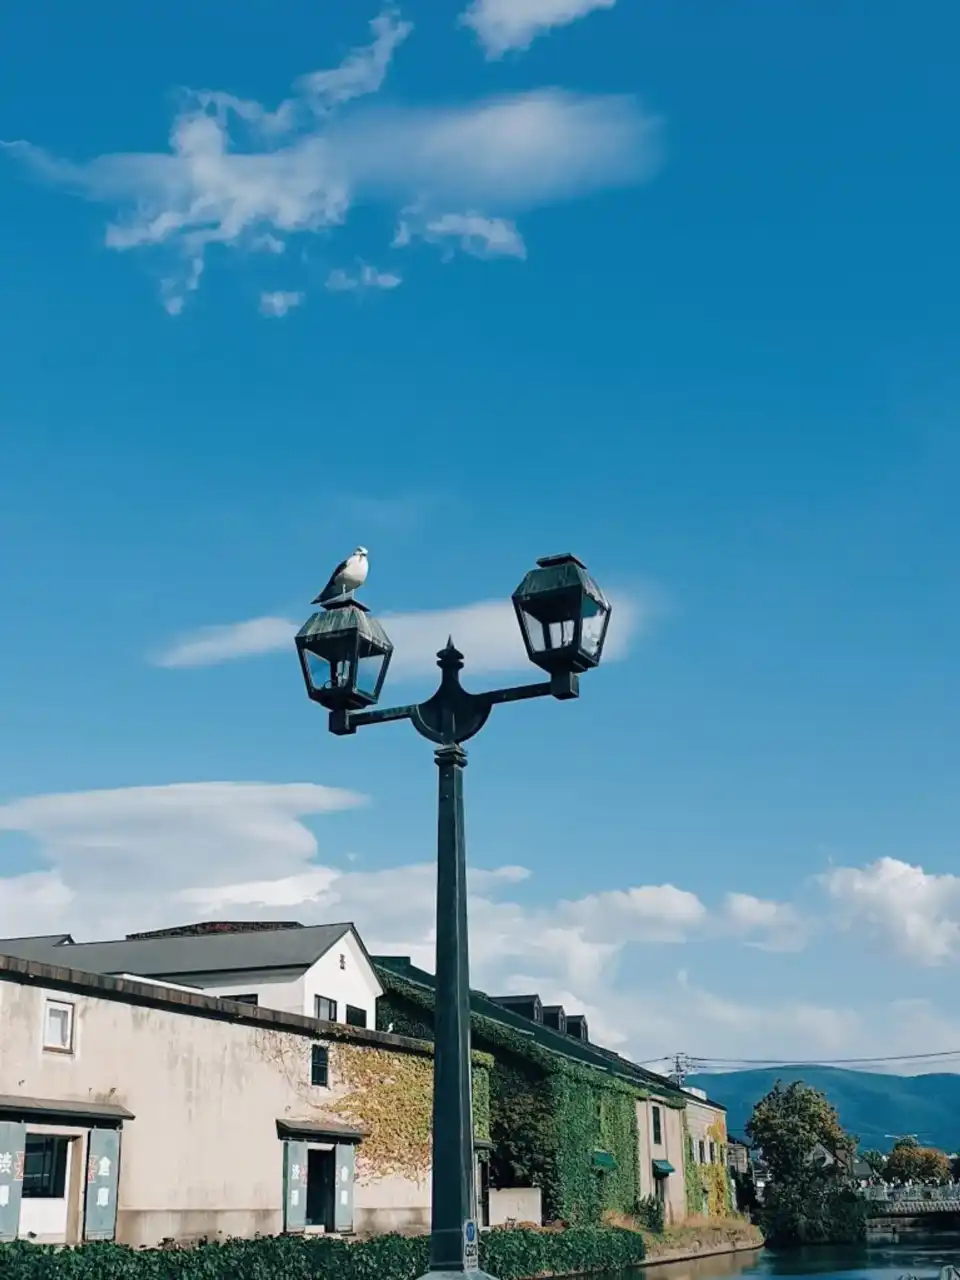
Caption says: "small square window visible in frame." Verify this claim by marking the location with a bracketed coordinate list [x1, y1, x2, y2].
[345, 1004, 367, 1029]
[43, 1001, 74, 1052]
[315, 995, 337, 1022]
[311, 1045, 329, 1087]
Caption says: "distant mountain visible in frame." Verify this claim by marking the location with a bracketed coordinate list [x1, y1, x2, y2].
[687, 1065, 960, 1154]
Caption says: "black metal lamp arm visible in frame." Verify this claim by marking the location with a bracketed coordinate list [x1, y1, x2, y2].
[328, 639, 579, 743]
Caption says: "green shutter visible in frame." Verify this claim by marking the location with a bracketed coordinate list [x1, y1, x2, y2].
[283, 1141, 308, 1233]
[84, 1129, 121, 1241]
[334, 1144, 356, 1234]
[0, 1122, 26, 1243]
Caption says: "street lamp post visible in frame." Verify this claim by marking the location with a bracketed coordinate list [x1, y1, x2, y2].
[296, 555, 612, 1279]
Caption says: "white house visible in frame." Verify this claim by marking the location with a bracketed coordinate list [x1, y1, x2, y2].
[0, 922, 383, 1030]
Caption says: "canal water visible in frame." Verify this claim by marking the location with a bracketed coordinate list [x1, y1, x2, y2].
[599, 1244, 960, 1280]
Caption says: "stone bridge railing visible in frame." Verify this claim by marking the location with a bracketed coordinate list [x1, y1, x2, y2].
[861, 1186, 960, 1216]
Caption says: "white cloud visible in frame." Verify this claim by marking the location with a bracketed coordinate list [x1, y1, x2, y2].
[395, 211, 526, 260]
[296, 9, 413, 112]
[559, 884, 707, 946]
[720, 891, 809, 952]
[259, 289, 303, 317]
[3, 6, 656, 310]
[461, 0, 616, 58]
[326, 264, 402, 292]
[821, 857, 960, 966]
[1, 781, 955, 1066]
[151, 590, 647, 674]
[0, 782, 364, 938]
[152, 616, 295, 667]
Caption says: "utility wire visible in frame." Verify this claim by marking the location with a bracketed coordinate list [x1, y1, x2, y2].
[686, 1048, 960, 1067]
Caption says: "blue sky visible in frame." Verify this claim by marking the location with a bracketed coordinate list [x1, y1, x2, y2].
[2, 0, 960, 1071]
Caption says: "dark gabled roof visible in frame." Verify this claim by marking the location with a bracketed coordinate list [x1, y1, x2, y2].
[0, 923, 356, 981]
[374, 955, 687, 1104]
[0, 934, 74, 960]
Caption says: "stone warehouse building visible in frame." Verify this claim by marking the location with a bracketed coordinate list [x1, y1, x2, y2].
[681, 1087, 736, 1217]
[0, 921, 735, 1246]
[374, 956, 733, 1228]
[0, 946, 491, 1246]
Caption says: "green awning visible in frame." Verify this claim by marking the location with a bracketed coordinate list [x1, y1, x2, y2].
[652, 1159, 675, 1177]
[593, 1150, 618, 1171]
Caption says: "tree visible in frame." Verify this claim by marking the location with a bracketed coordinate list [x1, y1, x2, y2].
[746, 1081, 856, 1182]
[745, 1081, 865, 1246]
[861, 1149, 887, 1178]
[885, 1141, 950, 1185]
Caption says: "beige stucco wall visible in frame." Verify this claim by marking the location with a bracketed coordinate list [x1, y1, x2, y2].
[0, 977, 429, 1246]
[636, 1097, 686, 1224]
[685, 1096, 727, 1163]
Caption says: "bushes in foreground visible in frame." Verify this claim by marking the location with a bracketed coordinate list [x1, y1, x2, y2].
[0, 1225, 645, 1280]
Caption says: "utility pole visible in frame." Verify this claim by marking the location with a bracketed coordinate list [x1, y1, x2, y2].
[669, 1053, 690, 1088]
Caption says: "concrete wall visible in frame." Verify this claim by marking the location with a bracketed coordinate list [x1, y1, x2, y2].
[685, 1097, 726, 1165]
[489, 1187, 542, 1227]
[636, 1098, 687, 1224]
[0, 977, 427, 1247]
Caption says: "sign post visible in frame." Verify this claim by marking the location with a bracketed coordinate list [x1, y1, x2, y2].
[463, 1218, 479, 1272]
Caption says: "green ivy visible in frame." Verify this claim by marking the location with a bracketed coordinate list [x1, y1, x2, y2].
[682, 1113, 706, 1218]
[378, 971, 685, 1228]
[0, 1226, 644, 1280]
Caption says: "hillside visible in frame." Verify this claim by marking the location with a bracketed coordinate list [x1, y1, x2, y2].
[687, 1065, 960, 1154]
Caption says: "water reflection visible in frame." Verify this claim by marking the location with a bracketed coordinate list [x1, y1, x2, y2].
[596, 1244, 960, 1280]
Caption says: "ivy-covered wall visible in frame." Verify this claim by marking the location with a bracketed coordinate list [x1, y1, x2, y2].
[680, 1104, 736, 1219]
[377, 976, 675, 1226]
[315, 1040, 491, 1185]
[682, 1114, 707, 1218]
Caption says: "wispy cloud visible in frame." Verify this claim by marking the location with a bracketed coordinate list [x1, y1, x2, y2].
[395, 210, 526, 260]
[151, 590, 648, 674]
[460, 0, 616, 58]
[259, 289, 303, 317]
[2, 9, 656, 310]
[821, 857, 960, 966]
[326, 263, 402, 292]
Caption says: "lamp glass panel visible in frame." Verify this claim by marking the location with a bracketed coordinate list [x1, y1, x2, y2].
[580, 593, 608, 657]
[356, 652, 386, 697]
[548, 617, 577, 650]
[519, 606, 550, 654]
[305, 649, 350, 692]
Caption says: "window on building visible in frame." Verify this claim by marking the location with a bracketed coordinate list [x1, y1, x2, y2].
[698, 1140, 706, 1164]
[709, 1142, 716, 1164]
[311, 1045, 330, 1087]
[43, 1001, 74, 1052]
[314, 995, 337, 1022]
[229, 993, 259, 1006]
[345, 1004, 367, 1029]
[22, 1136, 68, 1198]
[651, 1105, 662, 1146]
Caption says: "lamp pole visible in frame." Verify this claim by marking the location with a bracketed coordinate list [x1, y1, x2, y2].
[296, 556, 611, 1279]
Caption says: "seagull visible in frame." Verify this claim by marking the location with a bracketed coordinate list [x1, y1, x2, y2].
[313, 547, 369, 604]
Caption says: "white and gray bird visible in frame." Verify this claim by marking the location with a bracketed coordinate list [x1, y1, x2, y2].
[313, 547, 369, 604]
